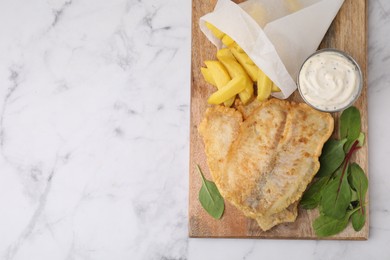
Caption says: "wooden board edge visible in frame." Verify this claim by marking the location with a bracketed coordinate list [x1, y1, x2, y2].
[189, 235, 368, 240]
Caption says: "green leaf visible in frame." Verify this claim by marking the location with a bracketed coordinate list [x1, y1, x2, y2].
[309, 106, 368, 236]
[349, 163, 368, 212]
[320, 169, 351, 219]
[316, 139, 347, 177]
[300, 177, 329, 209]
[351, 207, 366, 231]
[340, 106, 361, 151]
[350, 189, 359, 202]
[345, 132, 365, 152]
[349, 163, 368, 196]
[313, 213, 350, 237]
[196, 165, 225, 219]
[356, 132, 365, 147]
[313, 208, 358, 237]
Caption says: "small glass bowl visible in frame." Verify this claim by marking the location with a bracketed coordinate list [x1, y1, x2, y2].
[297, 48, 363, 113]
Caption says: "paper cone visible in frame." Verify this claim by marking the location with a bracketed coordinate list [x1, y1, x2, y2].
[200, 0, 345, 99]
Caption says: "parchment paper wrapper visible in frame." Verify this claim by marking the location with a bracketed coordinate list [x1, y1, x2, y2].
[200, 0, 345, 99]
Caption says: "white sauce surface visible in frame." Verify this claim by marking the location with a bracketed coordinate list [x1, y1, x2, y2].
[298, 51, 361, 111]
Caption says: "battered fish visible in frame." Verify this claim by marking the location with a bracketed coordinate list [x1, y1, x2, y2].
[199, 99, 333, 231]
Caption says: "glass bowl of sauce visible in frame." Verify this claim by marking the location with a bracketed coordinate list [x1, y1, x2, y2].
[297, 49, 363, 112]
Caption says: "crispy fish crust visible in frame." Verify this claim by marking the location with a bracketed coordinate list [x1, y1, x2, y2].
[198, 105, 242, 185]
[255, 201, 299, 231]
[199, 99, 334, 231]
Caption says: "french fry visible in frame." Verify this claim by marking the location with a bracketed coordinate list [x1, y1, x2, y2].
[230, 43, 255, 64]
[221, 35, 235, 47]
[208, 76, 247, 105]
[272, 83, 281, 92]
[204, 60, 235, 107]
[257, 69, 272, 101]
[201, 67, 216, 87]
[217, 48, 254, 104]
[204, 60, 230, 87]
[230, 48, 259, 81]
[233, 43, 245, 53]
[205, 22, 225, 39]
[238, 80, 254, 104]
[216, 48, 240, 72]
[201, 26, 280, 105]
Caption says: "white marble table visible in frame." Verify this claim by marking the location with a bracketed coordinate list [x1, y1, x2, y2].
[0, 0, 389, 259]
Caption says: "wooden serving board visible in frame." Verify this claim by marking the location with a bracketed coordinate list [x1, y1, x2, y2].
[189, 0, 368, 240]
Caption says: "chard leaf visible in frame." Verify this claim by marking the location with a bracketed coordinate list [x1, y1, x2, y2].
[345, 132, 365, 152]
[350, 189, 359, 202]
[349, 163, 368, 213]
[340, 107, 361, 151]
[317, 139, 347, 177]
[351, 208, 366, 231]
[300, 177, 329, 209]
[314, 208, 358, 237]
[196, 165, 225, 219]
[357, 132, 365, 147]
[313, 213, 350, 237]
[320, 169, 351, 219]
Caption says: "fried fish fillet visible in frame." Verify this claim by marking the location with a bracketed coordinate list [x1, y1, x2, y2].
[255, 201, 299, 231]
[199, 99, 333, 231]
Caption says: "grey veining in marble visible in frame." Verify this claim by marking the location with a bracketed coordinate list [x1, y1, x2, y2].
[0, 0, 190, 259]
[0, 0, 389, 259]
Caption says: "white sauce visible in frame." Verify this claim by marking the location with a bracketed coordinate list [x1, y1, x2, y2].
[298, 51, 361, 112]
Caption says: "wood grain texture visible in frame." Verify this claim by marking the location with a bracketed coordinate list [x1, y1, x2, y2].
[189, 0, 368, 240]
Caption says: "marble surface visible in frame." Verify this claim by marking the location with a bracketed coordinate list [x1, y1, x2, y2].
[0, 0, 389, 259]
